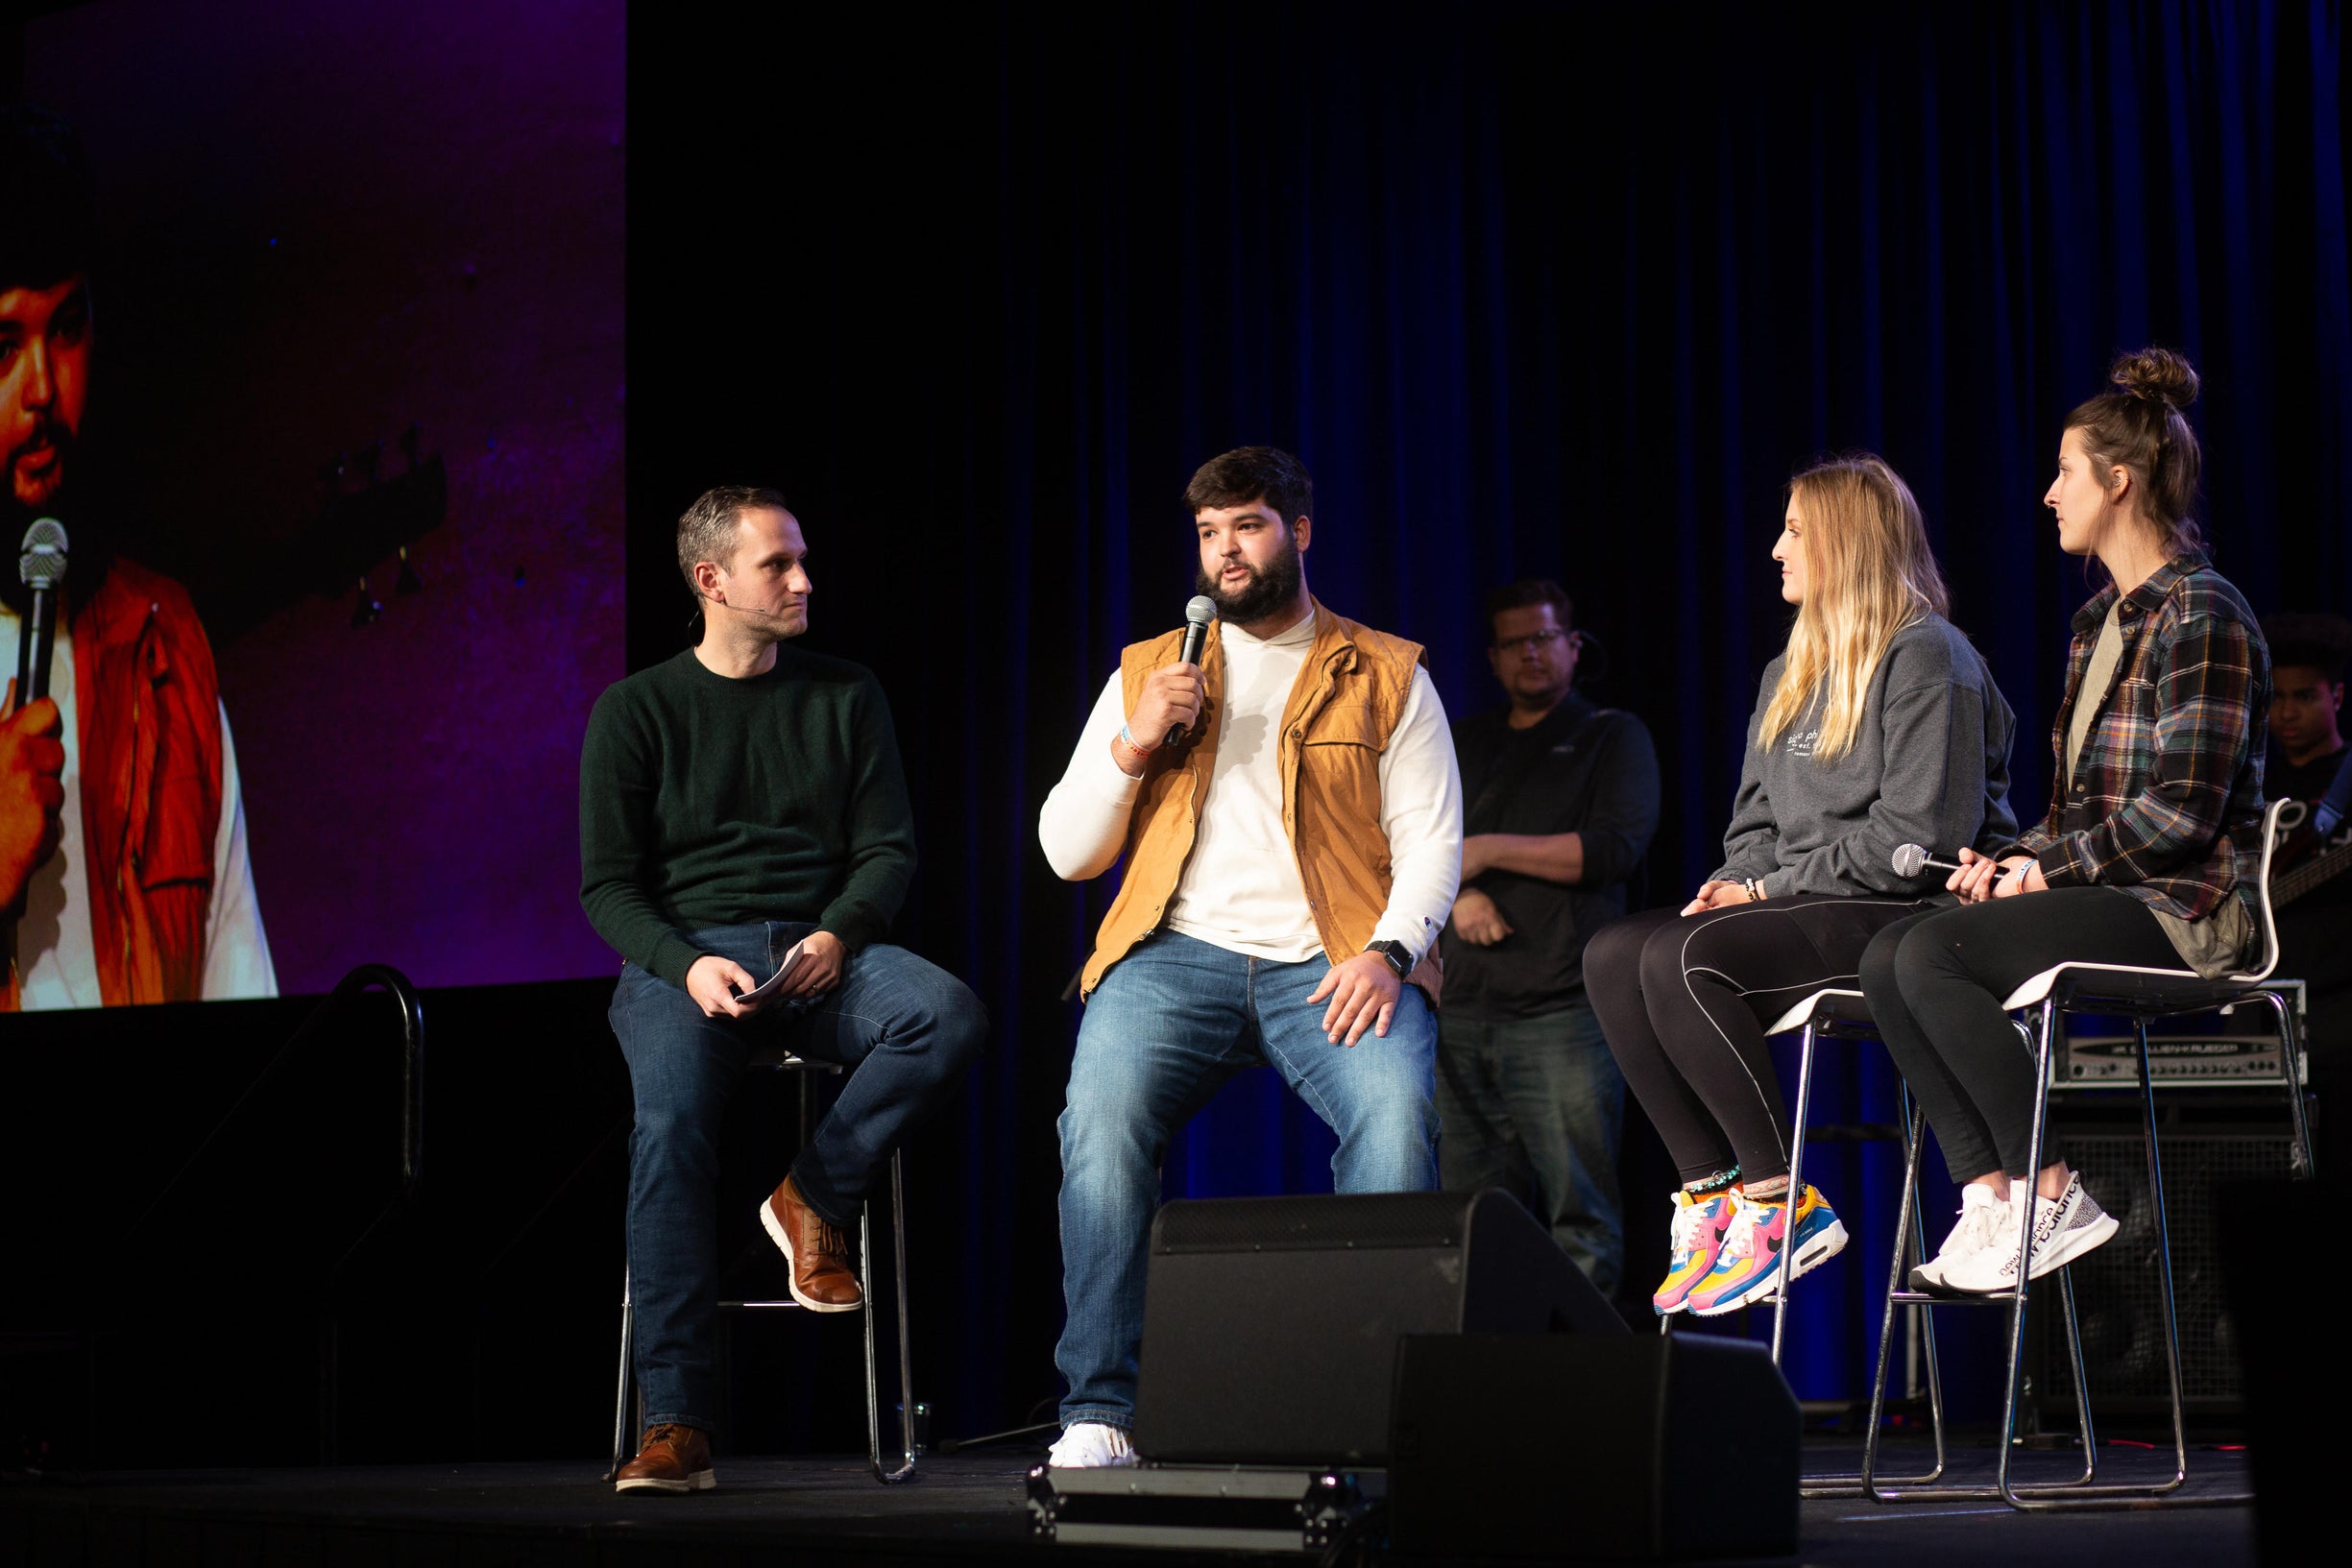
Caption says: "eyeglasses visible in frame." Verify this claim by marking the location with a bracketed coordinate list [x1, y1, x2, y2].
[1492, 628, 1573, 653]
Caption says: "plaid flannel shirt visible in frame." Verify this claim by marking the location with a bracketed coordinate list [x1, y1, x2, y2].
[2000, 553, 2269, 924]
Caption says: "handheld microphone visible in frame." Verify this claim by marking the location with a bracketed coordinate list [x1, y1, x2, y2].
[1890, 842, 1964, 880]
[1165, 595, 1216, 749]
[13, 518, 68, 714]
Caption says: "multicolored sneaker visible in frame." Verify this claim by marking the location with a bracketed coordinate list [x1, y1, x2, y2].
[1685, 1186, 1850, 1316]
[1652, 1190, 1737, 1315]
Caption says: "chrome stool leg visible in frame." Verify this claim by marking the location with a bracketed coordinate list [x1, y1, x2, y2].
[1869, 1002, 2098, 1506]
[886, 1150, 918, 1482]
[2133, 1017, 2188, 1490]
[606, 1262, 636, 1482]
[1850, 1090, 1948, 1499]
[1998, 1006, 2204, 1508]
[1769, 1023, 1818, 1365]
[862, 1150, 917, 1484]
[2258, 986, 2318, 1178]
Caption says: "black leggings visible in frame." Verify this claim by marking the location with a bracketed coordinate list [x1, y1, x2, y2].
[1586, 896, 1928, 1186]
[1859, 887, 2179, 1184]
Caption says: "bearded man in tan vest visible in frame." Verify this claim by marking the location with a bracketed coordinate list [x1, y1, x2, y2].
[1036, 446, 1463, 1467]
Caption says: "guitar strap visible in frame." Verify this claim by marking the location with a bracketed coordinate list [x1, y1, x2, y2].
[2313, 750, 2352, 837]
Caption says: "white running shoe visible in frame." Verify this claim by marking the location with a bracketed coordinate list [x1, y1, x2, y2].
[1910, 1182, 2006, 1293]
[1047, 1421, 1137, 1468]
[2025, 1174, 2119, 1275]
[1943, 1174, 2118, 1293]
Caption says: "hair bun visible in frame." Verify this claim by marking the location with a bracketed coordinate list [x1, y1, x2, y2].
[2110, 346, 2199, 411]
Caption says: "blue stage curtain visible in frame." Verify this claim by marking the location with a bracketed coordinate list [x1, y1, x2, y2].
[630, 0, 2351, 1423]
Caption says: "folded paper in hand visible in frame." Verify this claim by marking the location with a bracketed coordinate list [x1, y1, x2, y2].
[733, 938, 812, 1007]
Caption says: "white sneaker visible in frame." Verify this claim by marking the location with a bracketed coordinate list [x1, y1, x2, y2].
[1047, 1421, 1137, 1468]
[1943, 1175, 2118, 1293]
[1910, 1182, 2006, 1293]
[2025, 1174, 2118, 1275]
[1940, 1187, 2028, 1293]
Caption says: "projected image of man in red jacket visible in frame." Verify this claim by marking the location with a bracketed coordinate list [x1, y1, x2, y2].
[0, 105, 274, 1009]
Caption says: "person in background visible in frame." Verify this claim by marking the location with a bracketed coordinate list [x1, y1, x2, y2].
[1862, 349, 2269, 1295]
[2260, 610, 2350, 1167]
[1586, 453, 2016, 1318]
[1438, 578, 1659, 1297]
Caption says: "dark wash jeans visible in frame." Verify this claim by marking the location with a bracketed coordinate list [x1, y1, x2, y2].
[1435, 1000, 1625, 1295]
[609, 922, 983, 1435]
[1055, 930, 1440, 1431]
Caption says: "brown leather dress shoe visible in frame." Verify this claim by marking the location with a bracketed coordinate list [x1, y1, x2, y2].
[615, 1423, 715, 1494]
[758, 1172, 864, 1312]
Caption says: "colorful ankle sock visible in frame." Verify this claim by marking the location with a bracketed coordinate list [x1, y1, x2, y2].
[1683, 1167, 1739, 1196]
[1739, 1175, 1790, 1201]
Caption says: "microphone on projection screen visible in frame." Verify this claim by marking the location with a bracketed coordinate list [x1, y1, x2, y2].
[13, 518, 69, 714]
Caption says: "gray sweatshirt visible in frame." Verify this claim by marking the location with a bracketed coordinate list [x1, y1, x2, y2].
[1713, 614, 2019, 899]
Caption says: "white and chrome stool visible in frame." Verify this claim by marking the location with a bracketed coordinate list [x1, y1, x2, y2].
[1861, 797, 2316, 1509]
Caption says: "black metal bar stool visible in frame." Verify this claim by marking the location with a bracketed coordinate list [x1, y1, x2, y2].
[605, 1047, 919, 1485]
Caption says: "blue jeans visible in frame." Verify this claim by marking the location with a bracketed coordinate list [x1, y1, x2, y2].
[609, 922, 983, 1435]
[1435, 1001, 1625, 1295]
[1055, 930, 1439, 1429]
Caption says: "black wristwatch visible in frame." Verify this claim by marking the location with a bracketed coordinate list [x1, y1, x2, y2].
[1364, 940, 1413, 979]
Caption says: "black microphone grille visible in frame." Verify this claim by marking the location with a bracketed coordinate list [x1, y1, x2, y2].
[19, 517, 69, 591]
[1184, 594, 1217, 626]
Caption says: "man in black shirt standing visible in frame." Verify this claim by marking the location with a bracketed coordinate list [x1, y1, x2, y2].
[580, 487, 983, 1494]
[1438, 581, 1659, 1296]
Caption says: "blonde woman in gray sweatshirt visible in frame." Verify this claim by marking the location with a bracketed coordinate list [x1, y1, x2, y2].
[1585, 454, 2018, 1319]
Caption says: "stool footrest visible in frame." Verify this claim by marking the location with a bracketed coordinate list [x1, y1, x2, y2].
[718, 1299, 809, 1310]
[1890, 1288, 2020, 1306]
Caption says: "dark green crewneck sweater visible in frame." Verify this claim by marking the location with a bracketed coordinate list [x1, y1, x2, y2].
[579, 646, 915, 987]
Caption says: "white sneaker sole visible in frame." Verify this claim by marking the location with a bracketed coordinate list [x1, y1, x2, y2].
[1908, 1262, 1969, 1296]
[2025, 1210, 2120, 1279]
[757, 1196, 864, 1314]
[616, 1468, 715, 1494]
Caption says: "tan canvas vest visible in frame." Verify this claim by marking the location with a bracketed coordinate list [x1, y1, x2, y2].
[1079, 599, 1437, 1000]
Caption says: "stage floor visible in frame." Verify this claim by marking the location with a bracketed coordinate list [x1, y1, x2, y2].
[1, 1443, 2258, 1566]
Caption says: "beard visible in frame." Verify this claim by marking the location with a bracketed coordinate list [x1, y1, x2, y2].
[5, 413, 76, 519]
[1195, 532, 1304, 624]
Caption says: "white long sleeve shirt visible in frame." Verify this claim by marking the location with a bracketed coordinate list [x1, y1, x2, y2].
[6, 611, 277, 1009]
[1039, 611, 1463, 965]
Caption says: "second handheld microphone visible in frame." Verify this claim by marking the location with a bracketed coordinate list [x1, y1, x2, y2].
[1890, 842, 1964, 879]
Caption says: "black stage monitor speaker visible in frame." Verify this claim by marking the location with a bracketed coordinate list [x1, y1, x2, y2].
[1387, 1333, 1799, 1560]
[1131, 1189, 1624, 1465]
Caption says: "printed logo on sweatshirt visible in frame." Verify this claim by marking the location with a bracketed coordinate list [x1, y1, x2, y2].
[1784, 728, 1819, 759]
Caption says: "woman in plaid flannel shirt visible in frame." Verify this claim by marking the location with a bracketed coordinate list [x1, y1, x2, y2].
[1859, 349, 2272, 1296]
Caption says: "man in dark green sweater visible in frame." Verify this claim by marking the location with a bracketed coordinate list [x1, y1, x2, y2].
[580, 486, 983, 1494]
